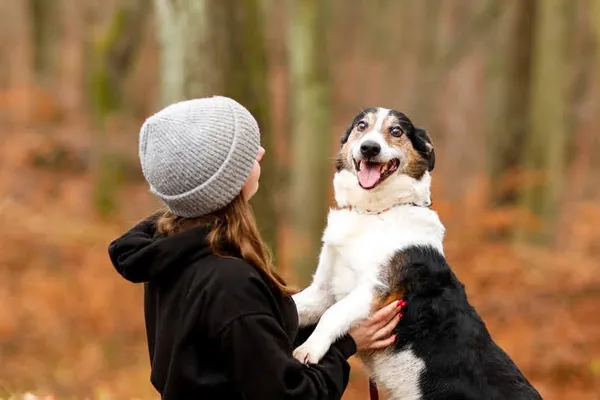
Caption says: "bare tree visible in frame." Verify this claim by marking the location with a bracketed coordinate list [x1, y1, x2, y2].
[91, 0, 151, 217]
[154, 0, 278, 252]
[91, 0, 151, 119]
[29, 0, 61, 86]
[485, 0, 536, 207]
[59, 0, 86, 116]
[595, 0, 600, 200]
[0, 0, 34, 124]
[154, 0, 216, 105]
[286, 0, 331, 284]
[518, 0, 574, 243]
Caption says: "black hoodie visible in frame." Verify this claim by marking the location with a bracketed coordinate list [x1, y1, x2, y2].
[108, 215, 357, 400]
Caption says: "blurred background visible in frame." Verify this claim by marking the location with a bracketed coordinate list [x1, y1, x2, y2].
[1, 0, 599, 399]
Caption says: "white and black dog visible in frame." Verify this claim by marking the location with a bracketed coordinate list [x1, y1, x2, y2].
[292, 108, 542, 400]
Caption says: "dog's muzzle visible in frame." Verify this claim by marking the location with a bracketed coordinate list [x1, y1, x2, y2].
[360, 140, 381, 159]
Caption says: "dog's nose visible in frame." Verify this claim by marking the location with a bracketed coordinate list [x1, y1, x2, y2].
[360, 141, 381, 158]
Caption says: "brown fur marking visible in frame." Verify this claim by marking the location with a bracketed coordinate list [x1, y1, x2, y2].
[372, 289, 406, 313]
[375, 248, 410, 308]
[380, 113, 430, 180]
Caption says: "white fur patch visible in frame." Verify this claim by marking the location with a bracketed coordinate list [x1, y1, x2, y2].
[334, 169, 433, 212]
[362, 347, 426, 400]
[323, 203, 445, 256]
[373, 108, 390, 131]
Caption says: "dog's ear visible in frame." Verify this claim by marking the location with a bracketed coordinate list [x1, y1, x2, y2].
[412, 127, 435, 171]
[340, 122, 354, 146]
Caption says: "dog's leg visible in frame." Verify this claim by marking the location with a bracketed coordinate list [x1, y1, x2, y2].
[293, 283, 373, 364]
[292, 244, 336, 327]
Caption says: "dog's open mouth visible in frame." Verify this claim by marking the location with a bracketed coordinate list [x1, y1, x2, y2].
[353, 158, 400, 189]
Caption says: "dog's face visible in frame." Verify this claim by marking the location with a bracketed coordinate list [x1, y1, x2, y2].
[336, 108, 435, 190]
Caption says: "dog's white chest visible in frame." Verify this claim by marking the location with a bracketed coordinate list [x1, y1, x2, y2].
[323, 207, 445, 300]
[328, 233, 390, 299]
[324, 212, 399, 299]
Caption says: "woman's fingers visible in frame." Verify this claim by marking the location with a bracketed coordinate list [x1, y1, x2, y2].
[352, 299, 407, 351]
[370, 299, 406, 329]
[373, 312, 402, 341]
[369, 334, 397, 350]
[370, 299, 403, 326]
[349, 299, 406, 352]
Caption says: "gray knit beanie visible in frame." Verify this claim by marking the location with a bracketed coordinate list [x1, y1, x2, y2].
[138, 96, 260, 217]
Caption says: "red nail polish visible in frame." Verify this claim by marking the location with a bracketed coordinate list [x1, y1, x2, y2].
[398, 312, 403, 319]
[396, 300, 402, 307]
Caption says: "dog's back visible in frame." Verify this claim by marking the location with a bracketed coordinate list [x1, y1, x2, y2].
[364, 245, 542, 400]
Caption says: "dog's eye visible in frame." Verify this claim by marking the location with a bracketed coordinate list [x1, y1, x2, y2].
[357, 121, 368, 131]
[390, 126, 403, 137]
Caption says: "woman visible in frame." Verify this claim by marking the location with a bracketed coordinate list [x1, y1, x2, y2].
[108, 96, 403, 399]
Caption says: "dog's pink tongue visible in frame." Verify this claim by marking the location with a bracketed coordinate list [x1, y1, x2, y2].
[358, 163, 381, 188]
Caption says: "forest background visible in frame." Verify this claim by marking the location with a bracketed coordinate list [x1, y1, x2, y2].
[1, 0, 599, 399]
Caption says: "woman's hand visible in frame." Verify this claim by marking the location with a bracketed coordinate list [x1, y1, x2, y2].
[348, 299, 406, 351]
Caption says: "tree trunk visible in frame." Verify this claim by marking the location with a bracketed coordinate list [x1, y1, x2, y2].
[91, 0, 151, 119]
[410, 0, 442, 121]
[286, 0, 331, 285]
[91, 0, 151, 217]
[0, 0, 34, 124]
[592, 0, 600, 200]
[518, 0, 573, 243]
[154, 0, 278, 254]
[485, 0, 536, 207]
[59, 0, 85, 117]
[215, 0, 278, 257]
[29, 0, 61, 86]
[154, 0, 216, 105]
[262, 0, 292, 275]
[411, 0, 502, 120]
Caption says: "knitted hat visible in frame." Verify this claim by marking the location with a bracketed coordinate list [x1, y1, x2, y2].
[138, 96, 260, 217]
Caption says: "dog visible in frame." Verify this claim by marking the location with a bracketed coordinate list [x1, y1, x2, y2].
[291, 107, 542, 400]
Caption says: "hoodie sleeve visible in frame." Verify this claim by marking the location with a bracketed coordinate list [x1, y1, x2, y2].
[195, 257, 356, 400]
[218, 314, 356, 400]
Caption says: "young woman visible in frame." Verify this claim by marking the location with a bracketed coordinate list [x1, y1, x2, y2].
[108, 96, 402, 399]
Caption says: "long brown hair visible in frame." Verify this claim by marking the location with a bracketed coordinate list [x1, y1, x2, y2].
[156, 194, 295, 296]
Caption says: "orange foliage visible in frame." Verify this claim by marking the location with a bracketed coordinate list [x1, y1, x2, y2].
[0, 86, 64, 125]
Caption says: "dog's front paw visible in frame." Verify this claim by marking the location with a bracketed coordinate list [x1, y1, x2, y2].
[293, 339, 330, 364]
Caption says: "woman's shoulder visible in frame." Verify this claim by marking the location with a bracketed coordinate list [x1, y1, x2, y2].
[193, 254, 267, 289]
[187, 254, 281, 320]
